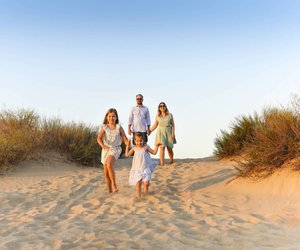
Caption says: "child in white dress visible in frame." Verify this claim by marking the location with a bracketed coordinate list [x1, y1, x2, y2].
[97, 108, 129, 193]
[125, 132, 160, 198]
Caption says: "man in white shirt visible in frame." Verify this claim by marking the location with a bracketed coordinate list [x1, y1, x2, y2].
[128, 94, 151, 145]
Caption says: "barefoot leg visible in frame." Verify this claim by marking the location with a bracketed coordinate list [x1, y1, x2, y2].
[144, 180, 150, 194]
[106, 156, 118, 192]
[167, 147, 174, 164]
[159, 146, 165, 166]
[136, 180, 142, 198]
[103, 164, 112, 193]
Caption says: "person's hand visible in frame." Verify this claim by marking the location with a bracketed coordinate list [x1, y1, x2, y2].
[126, 140, 131, 147]
[128, 128, 132, 135]
[156, 142, 162, 147]
[147, 129, 150, 136]
[172, 136, 176, 144]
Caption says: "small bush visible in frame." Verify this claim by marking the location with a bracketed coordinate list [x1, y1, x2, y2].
[214, 114, 259, 157]
[0, 109, 102, 171]
[0, 109, 41, 168]
[214, 94, 300, 178]
[237, 107, 300, 178]
[39, 118, 100, 165]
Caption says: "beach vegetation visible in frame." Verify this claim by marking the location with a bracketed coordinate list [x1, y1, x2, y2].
[0, 109, 102, 171]
[214, 114, 259, 157]
[214, 94, 300, 178]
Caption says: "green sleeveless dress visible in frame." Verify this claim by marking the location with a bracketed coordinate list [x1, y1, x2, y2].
[155, 113, 174, 148]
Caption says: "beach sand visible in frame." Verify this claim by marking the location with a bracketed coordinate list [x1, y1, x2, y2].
[1, 152, 300, 249]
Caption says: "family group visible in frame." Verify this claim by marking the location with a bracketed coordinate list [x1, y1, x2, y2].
[97, 94, 176, 198]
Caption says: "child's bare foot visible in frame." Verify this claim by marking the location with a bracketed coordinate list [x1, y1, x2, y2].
[113, 186, 119, 193]
[169, 160, 174, 164]
[135, 193, 142, 198]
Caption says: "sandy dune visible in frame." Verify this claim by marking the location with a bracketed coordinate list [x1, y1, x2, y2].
[1, 153, 300, 249]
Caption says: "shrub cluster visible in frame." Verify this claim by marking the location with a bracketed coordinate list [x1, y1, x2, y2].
[214, 95, 300, 178]
[214, 114, 259, 157]
[0, 109, 101, 171]
[0, 109, 41, 167]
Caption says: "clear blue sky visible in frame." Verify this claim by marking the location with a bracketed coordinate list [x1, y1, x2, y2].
[1, 0, 299, 158]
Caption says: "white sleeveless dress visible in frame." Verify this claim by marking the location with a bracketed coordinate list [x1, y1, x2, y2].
[129, 147, 157, 185]
[101, 124, 122, 164]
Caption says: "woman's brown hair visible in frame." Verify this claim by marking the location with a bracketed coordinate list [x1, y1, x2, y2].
[157, 102, 169, 116]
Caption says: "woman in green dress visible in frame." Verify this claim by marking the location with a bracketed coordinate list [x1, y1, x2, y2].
[150, 102, 176, 166]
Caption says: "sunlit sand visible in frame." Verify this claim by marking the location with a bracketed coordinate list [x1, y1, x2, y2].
[1, 153, 300, 249]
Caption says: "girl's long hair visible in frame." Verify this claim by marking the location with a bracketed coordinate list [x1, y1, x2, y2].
[103, 108, 119, 124]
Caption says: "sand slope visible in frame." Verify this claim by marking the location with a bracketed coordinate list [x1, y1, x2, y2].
[1, 153, 300, 249]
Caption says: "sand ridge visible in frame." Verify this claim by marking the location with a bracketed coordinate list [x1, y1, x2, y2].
[1, 154, 300, 249]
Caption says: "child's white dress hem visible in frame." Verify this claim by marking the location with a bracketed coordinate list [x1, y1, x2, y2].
[129, 147, 157, 185]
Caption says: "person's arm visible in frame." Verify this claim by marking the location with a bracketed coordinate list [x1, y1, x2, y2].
[125, 144, 135, 157]
[170, 114, 175, 141]
[146, 143, 161, 155]
[97, 127, 109, 150]
[146, 107, 151, 135]
[146, 125, 150, 135]
[128, 124, 132, 135]
[149, 117, 158, 134]
[120, 126, 129, 145]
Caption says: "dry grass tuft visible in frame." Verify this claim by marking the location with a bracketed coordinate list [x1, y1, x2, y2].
[214, 94, 300, 179]
[0, 109, 101, 171]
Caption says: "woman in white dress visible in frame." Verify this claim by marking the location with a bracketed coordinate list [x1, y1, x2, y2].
[125, 132, 160, 198]
[97, 108, 129, 193]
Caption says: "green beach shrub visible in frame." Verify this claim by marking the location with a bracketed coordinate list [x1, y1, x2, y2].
[214, 94, 300, 178]
[0, 108, 102, 171]
[40, 118, 100, 165]
[238, 107, 300, 178]
[214, 114, 259, 157]
[0, 109, 41, 168]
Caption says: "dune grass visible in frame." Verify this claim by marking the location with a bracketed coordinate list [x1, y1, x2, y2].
[214, 114, 259, 157]
[214, 95, 300, 178]
[0, 109, 41, 168]
[0, 109, 102, 171]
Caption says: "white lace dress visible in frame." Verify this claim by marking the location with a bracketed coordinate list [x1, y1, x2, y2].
[129, 147, 157, 185]
[101, 124, 122, 164]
